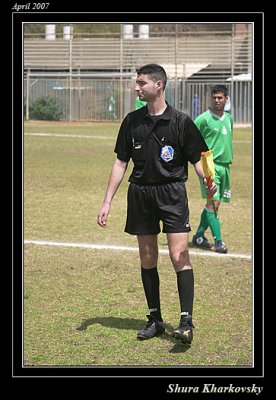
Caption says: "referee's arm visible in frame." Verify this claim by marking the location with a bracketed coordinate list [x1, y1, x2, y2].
[97, 159, 128, 227]
[193, 160, 217, 197]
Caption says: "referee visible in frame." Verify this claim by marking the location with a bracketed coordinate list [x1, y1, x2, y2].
[97, 64, 216, 344]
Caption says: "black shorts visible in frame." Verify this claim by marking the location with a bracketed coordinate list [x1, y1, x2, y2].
[125, 181, 191, 235]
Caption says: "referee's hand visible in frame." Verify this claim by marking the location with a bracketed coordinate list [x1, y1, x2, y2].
[203, 177, 217, 197]
[97, 203, 110, 227]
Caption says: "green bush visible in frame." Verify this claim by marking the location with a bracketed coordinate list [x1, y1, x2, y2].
[29, 96, 62, 121]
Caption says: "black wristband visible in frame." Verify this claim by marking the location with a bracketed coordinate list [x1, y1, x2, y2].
[202, 176, 206, 184]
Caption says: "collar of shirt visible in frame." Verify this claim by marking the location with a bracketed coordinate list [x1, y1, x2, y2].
[208, 108, 226, 121]
[142, 101, 171, 121]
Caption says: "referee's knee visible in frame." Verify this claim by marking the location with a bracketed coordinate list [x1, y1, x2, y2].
[169, 250, 191, 270]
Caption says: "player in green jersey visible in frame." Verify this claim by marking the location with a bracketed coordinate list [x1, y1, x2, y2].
[192, 85, 233, 253]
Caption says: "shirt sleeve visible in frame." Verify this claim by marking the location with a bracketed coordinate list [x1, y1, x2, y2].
[114, 115, 132, 162]
[179, 117, 209, 164]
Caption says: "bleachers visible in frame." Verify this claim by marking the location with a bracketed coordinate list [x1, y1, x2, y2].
[24, 32, 251, 79]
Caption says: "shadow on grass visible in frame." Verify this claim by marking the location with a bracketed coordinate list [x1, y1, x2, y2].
[77, 317, 191, 353]
[76, 316, 146, 331]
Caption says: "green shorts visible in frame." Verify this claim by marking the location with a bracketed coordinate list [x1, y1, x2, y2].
[200, 163, 231, 202]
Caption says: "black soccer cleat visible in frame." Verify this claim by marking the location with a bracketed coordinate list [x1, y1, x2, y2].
[173, 315, 194, 344]
[192, 235, 212, 249]
[137, 315, 165, 340]
[215, 240, 228, 253]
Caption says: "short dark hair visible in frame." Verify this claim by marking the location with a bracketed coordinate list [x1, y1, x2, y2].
[211, 85, 228, 97]
[136, 64, 167, 89]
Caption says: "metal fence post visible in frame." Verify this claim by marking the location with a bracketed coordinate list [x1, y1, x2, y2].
[26, 69, 30, 120]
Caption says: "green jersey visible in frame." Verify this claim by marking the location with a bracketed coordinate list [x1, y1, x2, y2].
[135, 97, 147, 110]
[194, 109, 233, 164]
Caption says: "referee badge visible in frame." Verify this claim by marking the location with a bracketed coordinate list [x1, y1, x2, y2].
[160, 145, 174, 162]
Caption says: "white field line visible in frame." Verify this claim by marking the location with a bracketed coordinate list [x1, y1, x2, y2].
[24, 239, 252, 260]
[24, 133, 114, 140]
[24, 132, 251, 144]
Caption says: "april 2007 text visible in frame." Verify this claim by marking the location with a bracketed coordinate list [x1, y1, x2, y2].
[12, 3, 50, 11]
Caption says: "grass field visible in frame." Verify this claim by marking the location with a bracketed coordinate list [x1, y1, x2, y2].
[23, 120, 253, 367]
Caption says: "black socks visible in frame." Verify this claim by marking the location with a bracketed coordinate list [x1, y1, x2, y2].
[177, 269, 194, 318]
[141, 266, 163, 322]
[141, 267, 194, 323]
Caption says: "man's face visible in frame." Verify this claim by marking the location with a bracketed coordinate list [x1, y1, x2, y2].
[211, 91, 228, 113]
[135, 74, 161, 102]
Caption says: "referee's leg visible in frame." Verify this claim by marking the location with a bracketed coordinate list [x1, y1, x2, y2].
[136, 235, 165, 340]
[167, 232, 194, 344]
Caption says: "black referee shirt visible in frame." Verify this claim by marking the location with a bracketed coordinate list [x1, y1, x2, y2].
[114, 103, 208, 185]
